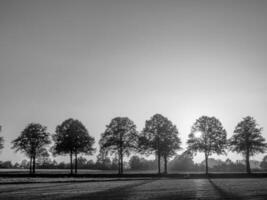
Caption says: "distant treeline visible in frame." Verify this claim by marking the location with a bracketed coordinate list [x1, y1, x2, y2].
[0, 115, 267, 175]
[1, 153, 267, 173]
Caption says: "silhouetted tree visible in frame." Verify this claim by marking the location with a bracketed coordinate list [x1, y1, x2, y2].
[229, 116, 267, 174]
[52, 118, 95, 174]
[0, 125, 3, 151]
[20, 159, 29, 169]
[139, 114, 181, 174]
[161, 124, 181, 174]
[260, 155, 267, 170]
[129, 155, 142, 170]
[187, 116, 227, 175]
[99, 117, 138, 174]
[169, 151, 195, 171]
[129, 156, 157, 170]
[95, 149, 112, 170]
[0, 161, 12, 168]
[36, 149, 50, 168]
[11, 123, 51, 174]
[76, 156, 87, 169]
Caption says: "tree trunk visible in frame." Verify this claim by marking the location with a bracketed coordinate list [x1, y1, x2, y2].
[157, 133, 161, 174]
[29, 157, 32, 174]
[118, 157, 121, 175]
[121, 154, 124, 174]
[157, 152, 161, 174]
[118, 151, 121, 175]
[75, 152, 78, 175]
[205, 153, 208, 175]
[246, 150, 251, 174]
[119, 137, 123, 175]
[33, 155, 36, 174]
[164, 155, 167, 174]
[70, 151, 73, 175]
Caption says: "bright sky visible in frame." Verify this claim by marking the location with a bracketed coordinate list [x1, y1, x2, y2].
[0, 0, 267, 164]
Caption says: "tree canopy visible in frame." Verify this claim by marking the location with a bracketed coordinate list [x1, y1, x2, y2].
[187, 116, 227, 174]
[229, 116, 267, 173]
[52, 118, 95, 174]
[0, 137, 3, 151]
[99, 117, 138, 174]
[0, 125, 3, 151]
[11, 123, 51, 174]
[260, 155, 267, 170]
[169, 151, 195, 171]
[139, 114, 181, 174]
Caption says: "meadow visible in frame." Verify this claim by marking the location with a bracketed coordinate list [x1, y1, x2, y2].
[0, 177, 267, 200]
[1, 169, 267, 199]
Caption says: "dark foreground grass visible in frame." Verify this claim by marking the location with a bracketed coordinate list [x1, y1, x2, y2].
[1, 172, 267, 179]
[0, 178, 266, 200]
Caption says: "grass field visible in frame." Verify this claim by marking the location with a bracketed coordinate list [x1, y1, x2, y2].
[0, 169, 160, 174]
[1, 168, 265, 174]
[0, 177, 266, 200]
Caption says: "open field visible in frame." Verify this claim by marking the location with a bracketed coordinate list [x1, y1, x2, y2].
[0, 178, 266, 200]
[0, 169, 163, 174]
[0, 168, 266, 174]
[1, 169, 267, 180]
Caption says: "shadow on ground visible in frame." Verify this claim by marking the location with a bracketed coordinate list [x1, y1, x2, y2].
[56, 179, 248, 200]
[61, 179, 196, 200]
[0, 178, 153, 185]
[61, 179, 157, 200]
[208, 179, 244, 200]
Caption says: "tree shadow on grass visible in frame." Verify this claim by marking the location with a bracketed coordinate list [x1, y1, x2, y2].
[208, 179, 244, 200]
[0, 182, 74, 195]
[145, 192, 196, 200]
[0, 178, 153, 185]
[61, 179, 157, 200]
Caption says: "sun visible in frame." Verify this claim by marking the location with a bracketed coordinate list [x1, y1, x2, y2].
[194, 131, 202, 138]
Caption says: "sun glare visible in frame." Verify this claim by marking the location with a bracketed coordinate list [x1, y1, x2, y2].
[194, 131, 202, 138]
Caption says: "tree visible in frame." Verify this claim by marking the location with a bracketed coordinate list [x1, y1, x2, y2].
[187, 116, 227, 175]
[36, 149, 50, 168]
[129, 156, 157, 170]
[76, 156, 88, 169]
[169, 151, 195, 171]
[11, 123, 51, 174]
[52, 118, 95, 174]
[95, 149, 112, 170]
[20, 159, 29, 169]
[0, 137, 3, 152]
[0, 125, 3, 152]
[161, 123, 181, 174]
[229, 116, 267, 174]
[129, 155, 142, 170]
[139, 114, 181, 174]
[0, 161, 12, 168]
[260, 155, 267, 170]
[99, 117, 138, 174]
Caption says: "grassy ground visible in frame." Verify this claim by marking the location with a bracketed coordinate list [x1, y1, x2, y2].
[0, 169, 162, 174]
[0, 169, 117, 174]
[1, 168, 265, 174]
[0, 178, 266, 200]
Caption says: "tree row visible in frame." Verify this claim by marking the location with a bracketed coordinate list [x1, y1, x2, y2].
[4, 114, 267, 175]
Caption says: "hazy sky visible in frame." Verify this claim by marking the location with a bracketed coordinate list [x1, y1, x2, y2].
[0, 0, 267, 163]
